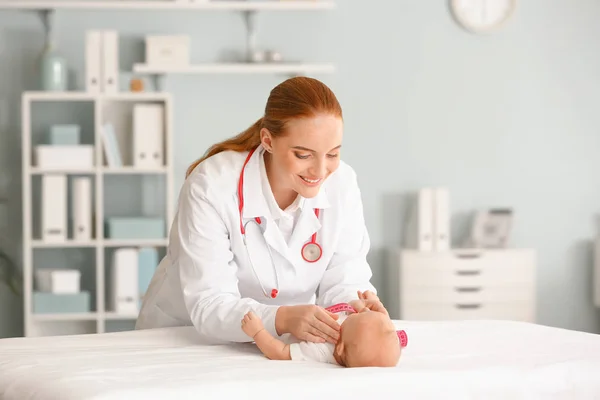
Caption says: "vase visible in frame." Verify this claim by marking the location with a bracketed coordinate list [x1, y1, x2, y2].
[40, 43, 68, 92]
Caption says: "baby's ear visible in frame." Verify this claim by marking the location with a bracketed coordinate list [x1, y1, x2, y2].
[335, 341, 345, 357]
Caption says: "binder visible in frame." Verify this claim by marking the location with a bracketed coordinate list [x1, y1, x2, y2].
[417, 188, 434, 251]
[85, 31, 102, 93]
[133, 104, 164, 168]
[72, 177, 92, 241]
[433, 187, 450, 251]
[42, 175, 67, 242]
[110, 248, 139, 314]
[102, 30, 119, 93]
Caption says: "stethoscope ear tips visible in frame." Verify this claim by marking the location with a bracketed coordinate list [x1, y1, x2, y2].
[270, 289, 278, 298]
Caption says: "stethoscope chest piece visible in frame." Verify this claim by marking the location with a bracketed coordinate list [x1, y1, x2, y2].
[301, 242, 322, 263]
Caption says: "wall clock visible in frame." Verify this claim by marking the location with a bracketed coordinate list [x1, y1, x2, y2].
[450, 0, 517, 33]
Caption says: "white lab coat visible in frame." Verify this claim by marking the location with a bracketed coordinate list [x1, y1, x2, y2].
[135, 145, 376, 344]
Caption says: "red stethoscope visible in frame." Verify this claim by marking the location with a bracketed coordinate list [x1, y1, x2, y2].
[238, 147, 323, 299]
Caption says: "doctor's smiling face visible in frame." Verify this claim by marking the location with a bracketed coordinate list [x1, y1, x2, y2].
[260, 113, 343, 206]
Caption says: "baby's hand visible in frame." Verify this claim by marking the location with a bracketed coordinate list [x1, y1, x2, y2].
[241, 311, 265, 338]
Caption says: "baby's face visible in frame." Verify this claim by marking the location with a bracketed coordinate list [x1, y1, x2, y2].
[333, 309, 401, 368]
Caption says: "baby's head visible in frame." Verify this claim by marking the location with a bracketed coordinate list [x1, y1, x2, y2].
[333, 309, 401, 368]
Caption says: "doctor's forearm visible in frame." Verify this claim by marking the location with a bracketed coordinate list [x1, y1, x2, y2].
[188, 296, 281, 343]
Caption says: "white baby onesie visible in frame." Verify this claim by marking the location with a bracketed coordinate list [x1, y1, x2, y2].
[288, 313, 349, 365]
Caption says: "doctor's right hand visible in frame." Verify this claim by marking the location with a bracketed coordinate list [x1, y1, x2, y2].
[275, 305, 340, 344]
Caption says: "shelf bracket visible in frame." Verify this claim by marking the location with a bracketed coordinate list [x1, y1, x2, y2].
[37, 9, 55, 45]
[242, 10, 258, 63]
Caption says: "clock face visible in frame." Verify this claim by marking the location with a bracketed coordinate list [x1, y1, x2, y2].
[450, 0, 516, 33]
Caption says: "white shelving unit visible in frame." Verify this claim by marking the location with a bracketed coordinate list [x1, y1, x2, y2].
[21, 91, 174, 337]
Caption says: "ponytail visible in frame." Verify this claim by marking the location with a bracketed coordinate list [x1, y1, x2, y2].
[185, 117, 263, 178]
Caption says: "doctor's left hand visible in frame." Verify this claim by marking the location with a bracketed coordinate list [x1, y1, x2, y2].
[275, 305, 340, 344]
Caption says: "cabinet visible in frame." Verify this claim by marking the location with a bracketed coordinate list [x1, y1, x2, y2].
[390, 249, 537, 323]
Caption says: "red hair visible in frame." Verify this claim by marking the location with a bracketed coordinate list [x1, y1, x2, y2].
[185, 76, 343, 178]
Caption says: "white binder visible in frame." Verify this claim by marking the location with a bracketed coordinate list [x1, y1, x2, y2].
[102, 30, 119, 93]
[433, 187, 450, 251]
[72, 177, 92, 241]
[42, 175, 67, 242]
[85, 31, 102, 93]
[110, 248, 139, 314]
[133, 104, 164, 168]
[417, 188, 434, 251]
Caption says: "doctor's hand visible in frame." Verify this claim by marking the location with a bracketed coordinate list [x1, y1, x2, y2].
[275, 305, 340, 344]
[354, 290, 389, 316]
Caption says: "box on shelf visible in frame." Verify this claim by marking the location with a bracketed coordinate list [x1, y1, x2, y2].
[35, 145, 94, 169]
[48, 124, 80, 145]
[33, 291, 91, 314]
[35, 268, 81, 294]
[145, 35, 190, 67]
[105, 217, 165, 239]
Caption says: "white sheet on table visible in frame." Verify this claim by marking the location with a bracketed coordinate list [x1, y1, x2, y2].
[1, 319, 600, 399]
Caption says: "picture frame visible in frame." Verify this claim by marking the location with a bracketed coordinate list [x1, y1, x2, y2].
[467, 208, 513, 249]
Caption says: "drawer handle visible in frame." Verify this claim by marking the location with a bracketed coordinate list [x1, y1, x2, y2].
[455, 252, 482, 259]
[455, 304, 481, 309]
[456, 270, 481, 276]
[455, 287, 481, 293]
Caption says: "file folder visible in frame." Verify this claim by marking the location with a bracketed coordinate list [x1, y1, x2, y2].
[102, 30, 119, 93]
[72, 177, 92, 241]
[42, 174, 67, 242]
[133, 104, 164, 168]
[110, 248, 139, 314]
[85, 31, 102, 93]
[433, 187, 450, 251]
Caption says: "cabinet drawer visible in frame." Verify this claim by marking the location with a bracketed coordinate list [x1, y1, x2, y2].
[401, 302, 534, 323]
[400, 249, 535, 287]
[401, 285, 533, 305]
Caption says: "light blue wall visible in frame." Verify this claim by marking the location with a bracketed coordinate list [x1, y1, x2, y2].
[1, 0, 599, 337]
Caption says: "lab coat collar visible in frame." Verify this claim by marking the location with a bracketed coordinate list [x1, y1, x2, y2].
[240, 146, 269, 220]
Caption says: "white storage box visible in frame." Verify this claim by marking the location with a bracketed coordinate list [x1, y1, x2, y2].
[145, 35, 190, 66]
[35, 268, 81, 294]
[35, 145, 94, 169]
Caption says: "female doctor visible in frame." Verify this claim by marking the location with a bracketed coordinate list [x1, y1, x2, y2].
[136, 76, 378, 345]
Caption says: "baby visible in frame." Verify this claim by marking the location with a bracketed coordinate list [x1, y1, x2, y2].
[241, 291, 407, 367]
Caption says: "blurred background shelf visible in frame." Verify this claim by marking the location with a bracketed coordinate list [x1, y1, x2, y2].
[22, 91, 173, 337]
[133, 62, 336, 75]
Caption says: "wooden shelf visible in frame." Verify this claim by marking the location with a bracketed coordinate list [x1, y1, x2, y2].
[133, 62, 335, 75]
[0, 1, 335, 11]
